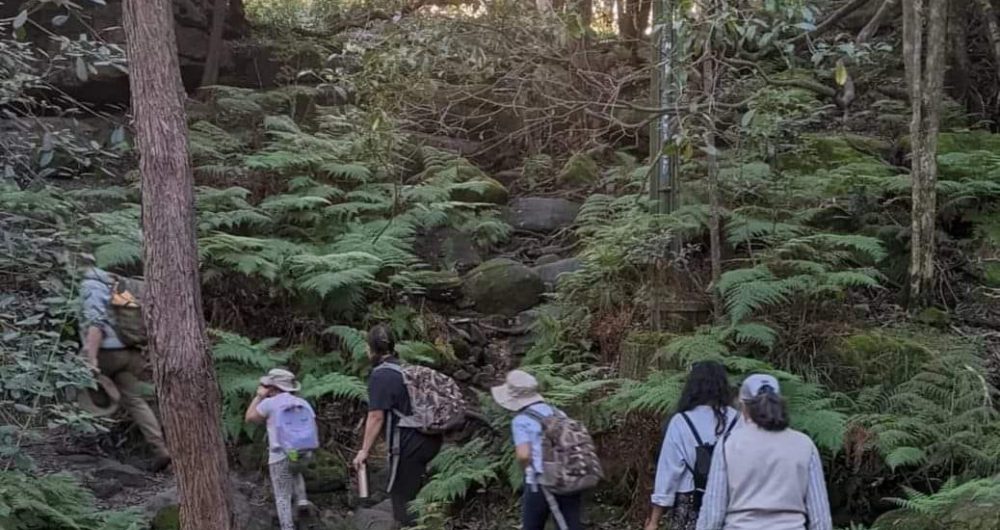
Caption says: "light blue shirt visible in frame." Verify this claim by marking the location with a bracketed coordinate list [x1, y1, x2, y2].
[652, 405, 740, 507]
[511, 402, 555, 486]
[79, 267, 125, 349]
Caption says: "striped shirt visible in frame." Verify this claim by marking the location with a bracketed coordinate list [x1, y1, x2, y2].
[695, 423, 832, 530]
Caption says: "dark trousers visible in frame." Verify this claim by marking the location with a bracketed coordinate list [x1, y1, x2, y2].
[522, 486, 583, 530]
[389, 437, 441, 527]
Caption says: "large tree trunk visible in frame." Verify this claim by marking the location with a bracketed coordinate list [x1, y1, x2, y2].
[122, 1, 236, 529]
[904, 0, 949, 307]
[200, 0, 229, 87]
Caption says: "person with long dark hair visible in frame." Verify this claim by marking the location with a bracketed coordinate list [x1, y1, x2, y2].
[695, 374, 832, 530]
[645, 361, 739, 530]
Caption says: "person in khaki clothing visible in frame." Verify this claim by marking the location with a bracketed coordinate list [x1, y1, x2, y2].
[79, 265, 171, 471]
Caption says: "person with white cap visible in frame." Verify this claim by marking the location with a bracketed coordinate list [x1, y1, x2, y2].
[491, 369, 585, 530]
[245, 368, 316, 530]
[695, 374, 833, 530]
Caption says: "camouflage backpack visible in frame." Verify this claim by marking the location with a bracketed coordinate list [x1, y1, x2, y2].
[522, 408, 604, 495]
[108, 275, 147, 347]
[375, 363, 467, 434]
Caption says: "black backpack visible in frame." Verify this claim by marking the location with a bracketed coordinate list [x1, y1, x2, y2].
[680, 412, 739, 492]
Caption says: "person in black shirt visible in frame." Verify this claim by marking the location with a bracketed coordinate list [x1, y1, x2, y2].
[352, 324, 443, 527]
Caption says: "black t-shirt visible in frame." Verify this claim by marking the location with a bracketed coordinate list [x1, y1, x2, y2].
[367, 358, 441, 459]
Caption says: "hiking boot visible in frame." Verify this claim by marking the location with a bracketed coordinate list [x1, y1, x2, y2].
[148, 455, 172, 473]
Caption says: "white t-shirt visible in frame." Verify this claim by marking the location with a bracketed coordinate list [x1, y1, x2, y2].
[257, 392, 313, 464]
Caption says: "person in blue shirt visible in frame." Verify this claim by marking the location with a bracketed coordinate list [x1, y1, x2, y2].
[492, 369, 584, 530]
[645, 361, 739, 530]
[78, 264, 170, 471]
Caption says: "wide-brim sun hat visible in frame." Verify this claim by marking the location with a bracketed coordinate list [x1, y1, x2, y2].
[491, 369, 544, 411]
[78, 375, 121, 417]
[260, 368, 301, 392]
[739, 373, 781, 401]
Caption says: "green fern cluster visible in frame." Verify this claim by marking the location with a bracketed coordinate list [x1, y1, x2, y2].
[873, 476, 1000, 530]
[0, 471, 142, 530]
[851, 338, 1000, 478]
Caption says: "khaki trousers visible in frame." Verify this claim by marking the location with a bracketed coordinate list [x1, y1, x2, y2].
[97, 348, 169, 458]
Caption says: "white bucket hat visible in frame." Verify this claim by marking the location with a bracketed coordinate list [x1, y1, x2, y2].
[260, 368, 301, 392]
[491, 370, 544, 411]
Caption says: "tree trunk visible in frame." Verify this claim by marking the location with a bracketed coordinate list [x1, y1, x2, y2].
[617, 0, 650, 41]
[975, 0, 1000, 89]
[200, 0, 228, 87]
[904, 0, 949, 307]
[701, 22, 722, 319]
[948, 0, 971, 105]
[122, 1, 236, 529]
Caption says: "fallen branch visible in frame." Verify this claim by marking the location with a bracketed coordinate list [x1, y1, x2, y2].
[791, 0, 872, 43]
[857, 0, 899, 43]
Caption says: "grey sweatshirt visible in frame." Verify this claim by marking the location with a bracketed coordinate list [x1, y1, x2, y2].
[695, 422, 832, 530]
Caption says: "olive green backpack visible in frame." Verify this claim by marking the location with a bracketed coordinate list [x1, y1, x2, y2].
[107, 275, 147, 346]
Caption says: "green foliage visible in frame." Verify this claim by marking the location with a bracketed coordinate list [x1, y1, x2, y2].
[852, 339, 1000, 480]
[875, 477, 1000, 530]
[211, 331, 289, 439]
[0, 471, 142, 530]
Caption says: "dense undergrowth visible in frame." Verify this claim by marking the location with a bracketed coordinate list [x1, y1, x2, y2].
[3, 0, 1000, 529]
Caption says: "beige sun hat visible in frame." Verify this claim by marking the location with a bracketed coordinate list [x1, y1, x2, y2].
[260, 368, 301, 392]
[78, 375, 121, 417]
[490, 370, 545, 411]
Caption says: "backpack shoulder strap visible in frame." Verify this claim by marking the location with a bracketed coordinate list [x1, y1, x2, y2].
[519, 405, 550, 425]
[679, 412, 705, 446]
[374, 362, 404, 374]
[724, 412, 739, 435]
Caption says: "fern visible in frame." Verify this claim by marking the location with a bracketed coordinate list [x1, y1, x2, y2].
[299, 372, 367, 401]
[0, 471, 143, 530]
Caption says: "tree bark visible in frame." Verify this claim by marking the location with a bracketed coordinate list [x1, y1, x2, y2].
[617, 0, 651, 41]
[904, 0, 949, 307]
[200, 0, 228, 87]
[974, 0, 1000, 88]
[122, 1, 237, 529]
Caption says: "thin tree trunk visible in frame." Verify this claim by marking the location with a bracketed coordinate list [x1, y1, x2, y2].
[857, 0, 898, 43]
[200, 0, 228, 87]
[905, 0, 949, 307]
[122, 1, 236, 529]
[975, 0, 1000, 87]
[948, 0, 971, 105]
[702, 24, 722, 319]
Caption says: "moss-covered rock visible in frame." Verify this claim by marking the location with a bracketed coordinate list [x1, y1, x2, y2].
[557, 152, 600, 186]
[302, 449, 349, 494]
[779, 133, 892, 175]
[915, 307, 951, 327]
[462, 258, 544, 315]
[450, 176, 510, 205]
[151, 505, 179, 530]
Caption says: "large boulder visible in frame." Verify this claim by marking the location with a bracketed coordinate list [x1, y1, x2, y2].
[414, 227, 482, 273]
[557, 152, 600, 186]
[532, 257, 582, 291]
[1, 0, 249, 104]
[462, 259, 544, 316]
[505, 197, 581, 233]
[351, 500, 396, 530]
[450, 176, 510, 205]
